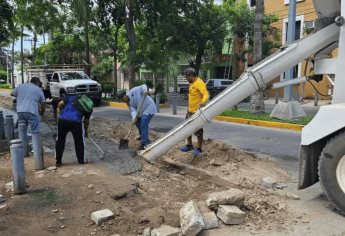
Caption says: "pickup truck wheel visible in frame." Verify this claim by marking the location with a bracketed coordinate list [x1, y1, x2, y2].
[60, 91, 66, 98]
[212, 91, 220, 98]
[93, 98, 102, 107]
[183, 91, 188, 100]
[319, 131, 345, 215]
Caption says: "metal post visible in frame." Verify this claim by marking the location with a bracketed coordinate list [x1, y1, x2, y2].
[155, 93, 161, 113]
[32, 133, 44, 170]
[18, 120, 28, 157]
[10, 139, 26, 194]
[0, 111, 4, 139]
[314, 92, 319, 106]
[284, 0, 296, 100]
[275, 92, 279, 104]
[172, 92, 177, 115]
[5, 115, 14, 145]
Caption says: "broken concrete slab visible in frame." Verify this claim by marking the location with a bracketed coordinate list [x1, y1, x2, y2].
[151, 225, 180, 236]
[217, 205, 246, 225]
[206, 188, 245, 210]
[180, 200, 205, 236]
[91, 209, 114, 225]
[111, 184, 138, 200]
[201, 211, 219, 230]
[47, 166, 57, 171]
[5, 181, 13, 192]
[262, 177, 277, 189]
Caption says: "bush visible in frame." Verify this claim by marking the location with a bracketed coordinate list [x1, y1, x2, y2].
[0, 83, 11, 89]
[159, 92, 167, 104]
[100, 81, 115, 99]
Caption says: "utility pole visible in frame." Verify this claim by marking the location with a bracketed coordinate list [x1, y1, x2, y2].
[271, 0, 306, 120]
[284, 0, 296, 100]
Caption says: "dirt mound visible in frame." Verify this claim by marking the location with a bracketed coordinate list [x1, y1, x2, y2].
[0, 113, 295, 235]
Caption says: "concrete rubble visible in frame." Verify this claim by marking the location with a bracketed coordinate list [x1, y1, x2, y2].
[206, 188, 245, 210]
[201, 211, 219, 230]
[261, 177, 277, 189]
[217, 205, 246, 225]
[91, 209, 114, 225]
[151, 225, 181, 236]
[179, 200, 205, 236]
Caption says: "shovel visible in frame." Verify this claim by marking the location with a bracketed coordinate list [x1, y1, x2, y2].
[88, 136, 105, 159]
[119, 95, 147, 150]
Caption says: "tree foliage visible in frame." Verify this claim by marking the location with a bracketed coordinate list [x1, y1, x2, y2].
[0, 0, 14, 46]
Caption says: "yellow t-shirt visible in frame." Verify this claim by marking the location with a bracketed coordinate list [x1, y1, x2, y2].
[188, 78, 209, 112]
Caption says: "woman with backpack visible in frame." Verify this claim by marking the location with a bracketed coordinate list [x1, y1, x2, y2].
[55, 95, 93, 166]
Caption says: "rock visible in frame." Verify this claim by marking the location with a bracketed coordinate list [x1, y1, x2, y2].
[91, 209, 114, 225]
[5, 181, 13, 192]
[96, 191, 101, 194]
[261, 177, 277, 189]
[286, 193, 300, 200]
[275, 184, 288, 190]
[0, 205, 7, 210]
[0, 195, 4, 203]
[180, 200, 204, 236]
[111, 185, 138, 200]
[151, 225, 180, 236]
[47, 166, 57, 171]
[217, 205, 246, 225]
[201, 211, 219, 230]
[60, 225, 65, 229]
[143, 227, 151, 236]
[206, 188, 245, 209]
[88, 184, 94, 189]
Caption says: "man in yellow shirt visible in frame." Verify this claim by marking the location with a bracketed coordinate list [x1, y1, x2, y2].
[179, 67, 209, 156]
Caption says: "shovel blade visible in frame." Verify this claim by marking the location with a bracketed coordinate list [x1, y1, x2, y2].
[119, 139, 129, 149]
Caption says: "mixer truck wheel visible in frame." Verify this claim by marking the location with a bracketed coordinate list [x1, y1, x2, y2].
[319, 131, 345, 215]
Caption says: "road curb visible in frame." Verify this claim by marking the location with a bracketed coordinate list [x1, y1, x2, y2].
[102, 101, 170, 109]
[213, 116, 304, 131]
[102, 101, 304, 131]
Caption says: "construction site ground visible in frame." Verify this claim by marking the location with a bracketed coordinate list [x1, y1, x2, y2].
[0, 100, 345, 236]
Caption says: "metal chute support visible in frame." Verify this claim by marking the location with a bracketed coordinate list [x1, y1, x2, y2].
[140, 24, 340, 163]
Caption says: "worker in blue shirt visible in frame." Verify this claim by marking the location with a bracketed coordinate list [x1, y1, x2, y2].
[55, 95, 92, 166]
[117, 84, 157, 150]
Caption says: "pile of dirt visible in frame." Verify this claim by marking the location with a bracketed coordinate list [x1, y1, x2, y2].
[0, 112, 297, 235]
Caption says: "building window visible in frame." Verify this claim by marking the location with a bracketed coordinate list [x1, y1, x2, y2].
[250, 0, 256, 7]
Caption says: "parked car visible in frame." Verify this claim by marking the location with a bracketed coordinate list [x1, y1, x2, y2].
[179, 78, 234, 100]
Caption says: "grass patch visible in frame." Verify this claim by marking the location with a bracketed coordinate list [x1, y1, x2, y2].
[0, 83, 11, 89]
[220, 109, 313, 125]
[29, 188, 60, 207]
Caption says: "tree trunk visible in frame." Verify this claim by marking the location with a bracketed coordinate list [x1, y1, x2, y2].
[11, 40, 15, 88]
[124, 0, 137, 89]
[113, 27, 119, 90]
[194, 42, 205, 76]
[250, 0, 265, 114]
[33, 32, 37, 65]
[20, 25, 24, 84]
[84, 22, 91, 75]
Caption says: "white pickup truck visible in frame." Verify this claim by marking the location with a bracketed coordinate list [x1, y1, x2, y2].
[26, 65, 102, 106]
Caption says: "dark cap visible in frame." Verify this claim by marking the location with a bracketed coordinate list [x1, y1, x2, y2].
[184, 67, 197, 76]
[30, 77, 42, 86]
[117, 91, 127, 100]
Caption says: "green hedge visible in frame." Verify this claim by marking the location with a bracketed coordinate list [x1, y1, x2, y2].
[0, 83, 11, 89]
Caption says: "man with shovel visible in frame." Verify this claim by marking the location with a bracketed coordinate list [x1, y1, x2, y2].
[118, 84, 157, 150]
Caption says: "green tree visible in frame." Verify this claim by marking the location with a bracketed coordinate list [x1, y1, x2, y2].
[0, 0, 14, 46]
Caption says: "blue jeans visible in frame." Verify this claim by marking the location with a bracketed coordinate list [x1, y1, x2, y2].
[17, 112, 40, 134]
[135, 114, 154, 146]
